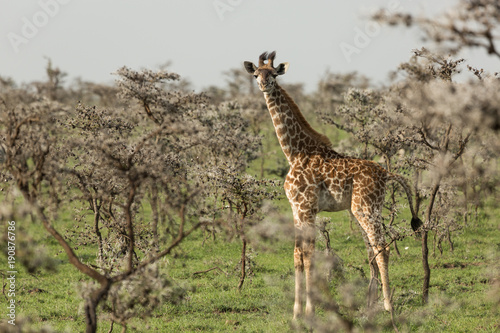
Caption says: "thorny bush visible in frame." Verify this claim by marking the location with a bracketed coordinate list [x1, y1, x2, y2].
[0, 65, 268, 332]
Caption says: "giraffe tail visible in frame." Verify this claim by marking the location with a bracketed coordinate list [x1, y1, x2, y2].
[388, 173, 423, 232]
[411, 216, 424, 233]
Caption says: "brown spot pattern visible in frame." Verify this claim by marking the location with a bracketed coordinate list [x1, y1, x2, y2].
[245, 52, 420, 317]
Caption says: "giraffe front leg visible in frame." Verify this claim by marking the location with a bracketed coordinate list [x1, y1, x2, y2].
[293, 229, 304, 319]
[286, 179, 319, 320]
[303, 223, 316, 319]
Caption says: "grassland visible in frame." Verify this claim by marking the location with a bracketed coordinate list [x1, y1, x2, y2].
[2, 194, 499, 332]
[1, 119, 499, 332]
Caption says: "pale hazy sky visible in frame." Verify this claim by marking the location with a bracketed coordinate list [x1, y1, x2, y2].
[1, 0, 497, 91]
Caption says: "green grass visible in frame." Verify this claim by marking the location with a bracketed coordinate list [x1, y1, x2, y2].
[1, 126, 499, 332]
[2, 203, 499, 332]
[2, 224, 295, 332]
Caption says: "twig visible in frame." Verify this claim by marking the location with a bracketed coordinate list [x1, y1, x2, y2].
[107, 320, 114, 333]
[417, 127, 439, 151]
[143, 101, 161, 125]
[193, 266, 229, 277]
[2, 281, 7, 301]
[368, 237, 400, 267]
[390, 287, 401, 333]
[112, 221, 205, 283]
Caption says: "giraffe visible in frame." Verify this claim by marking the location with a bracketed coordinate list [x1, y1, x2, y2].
[244, 51, 423, 319]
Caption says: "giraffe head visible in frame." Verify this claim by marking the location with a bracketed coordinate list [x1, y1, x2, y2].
[244, 51, 289, 93]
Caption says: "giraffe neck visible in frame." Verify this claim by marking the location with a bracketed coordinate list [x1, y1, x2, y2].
[264, 84, 331, 164]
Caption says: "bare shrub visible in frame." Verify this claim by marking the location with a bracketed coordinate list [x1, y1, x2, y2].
[320, 44, 499, 311]
[0, 63, 267, 332]
[373, 0, 500, 60]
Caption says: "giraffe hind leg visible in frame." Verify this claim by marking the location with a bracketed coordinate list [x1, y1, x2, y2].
[351, 207, 393, 312]
[374, 245, 392, 312]
[351, 210, 380, 307]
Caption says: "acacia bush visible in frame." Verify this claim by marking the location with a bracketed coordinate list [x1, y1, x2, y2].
[320, 48, 499, 309]
[0, 64, 269, 332]
[1, 4, 499, 330]
[373, 0, 500, 60]
[301, 43, 498, 333]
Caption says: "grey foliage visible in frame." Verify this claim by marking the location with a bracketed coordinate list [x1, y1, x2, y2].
[0, 63, 268, 332]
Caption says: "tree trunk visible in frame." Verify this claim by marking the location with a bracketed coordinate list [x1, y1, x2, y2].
[238, 238, 247, 290]
[150, 184, 159, 252]
[421, 229, 430, 304]
[422, 182, 440, 304]
[125, 186, 136, 272]
[92, 198, 104, 263]
[393, 240, 401, 257]
[85, 282, 111, 333]
[447, 227, 454, 252]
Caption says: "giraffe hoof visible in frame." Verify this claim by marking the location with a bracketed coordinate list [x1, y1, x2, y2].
[293, 305, 302, 320]
[384, 300, 393, 312]
[305, 304, 315, 318]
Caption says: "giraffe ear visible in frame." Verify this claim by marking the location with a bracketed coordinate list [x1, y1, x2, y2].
[276, 62, 289, 75]
[244, 61, 257, 74]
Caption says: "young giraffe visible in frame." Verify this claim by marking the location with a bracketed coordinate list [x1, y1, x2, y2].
[244, 51, 422, 318]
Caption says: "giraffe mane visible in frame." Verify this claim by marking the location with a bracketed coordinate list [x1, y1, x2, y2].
[277, 85, 332, 147]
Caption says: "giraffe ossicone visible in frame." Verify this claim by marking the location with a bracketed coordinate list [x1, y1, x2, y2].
[244, 51, 423, 319]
